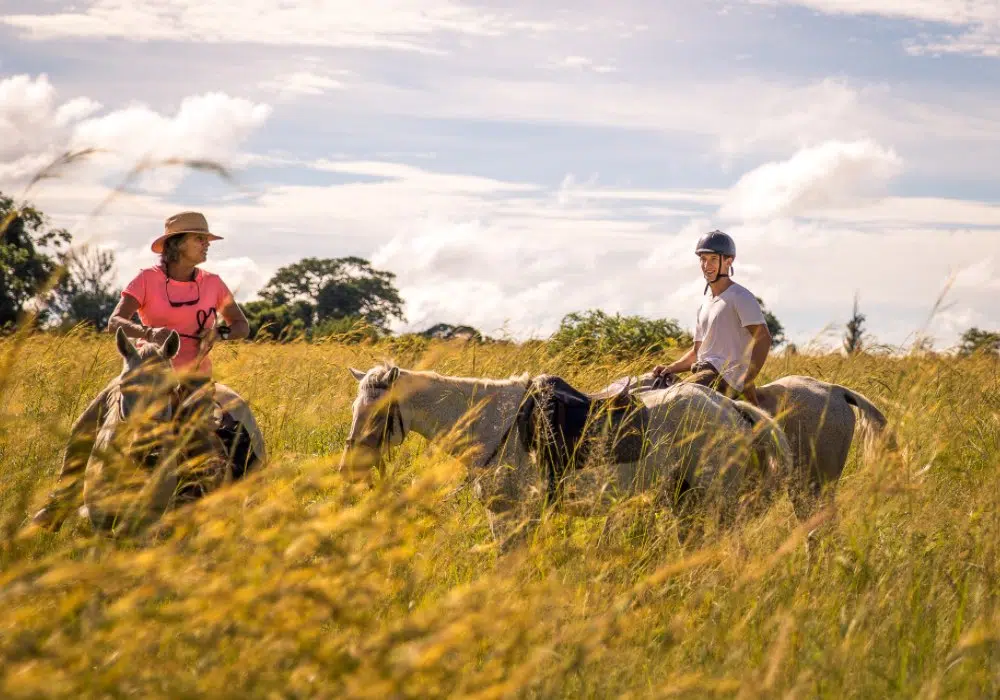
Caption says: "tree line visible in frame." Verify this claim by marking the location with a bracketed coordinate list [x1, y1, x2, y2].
[3, 191, 998, 358]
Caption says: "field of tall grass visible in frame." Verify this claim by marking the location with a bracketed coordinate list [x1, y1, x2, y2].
[0, 329, 997, 698]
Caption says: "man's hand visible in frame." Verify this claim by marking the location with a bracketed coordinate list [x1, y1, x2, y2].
[651, 365, 679, 387]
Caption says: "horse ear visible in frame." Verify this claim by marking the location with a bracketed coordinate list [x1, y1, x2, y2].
[386, 366, 400, 384]
[162, 330, 181, 359]
[115, 326, 136, 360]
[349, 367, 366, 382]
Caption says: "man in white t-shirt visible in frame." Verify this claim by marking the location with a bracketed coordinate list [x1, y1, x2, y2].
[652, 230, 771, 405]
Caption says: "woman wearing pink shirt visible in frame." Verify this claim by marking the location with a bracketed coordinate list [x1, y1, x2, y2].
[28, 211, 264, 532]
[107, 210, 250, 376]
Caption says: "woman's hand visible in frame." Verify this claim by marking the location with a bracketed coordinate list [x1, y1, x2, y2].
[197, 327, 219, 357]
[147, 327, 174, 344]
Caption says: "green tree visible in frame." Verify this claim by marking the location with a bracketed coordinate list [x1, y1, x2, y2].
[257, 256, 405, 332]
[49, 245, 121, 330]
[0, 193, 72, 329]
[958, 327, 1000, 356]
[755, 296, 786, 347]
[547, 309, 692, 362]
[242, 299, 313, 340]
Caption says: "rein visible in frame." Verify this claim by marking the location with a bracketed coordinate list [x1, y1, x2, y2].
[176, 308, 217, 340]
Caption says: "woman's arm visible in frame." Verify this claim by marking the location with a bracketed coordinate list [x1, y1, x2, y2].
[218, 295, 250, 341]
[107, 294, 173, 344]
[107, 294, 148, 340]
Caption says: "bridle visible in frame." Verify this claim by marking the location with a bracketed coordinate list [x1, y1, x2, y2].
[345, 387, 407, 453]
[114, 375, 185, 469]
[115, 364, 183, 423]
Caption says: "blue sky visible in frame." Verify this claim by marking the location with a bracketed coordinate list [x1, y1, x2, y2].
[2, 0, 1000, 351]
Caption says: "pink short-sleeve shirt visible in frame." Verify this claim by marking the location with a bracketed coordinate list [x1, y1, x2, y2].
[122, 266, 235, 374]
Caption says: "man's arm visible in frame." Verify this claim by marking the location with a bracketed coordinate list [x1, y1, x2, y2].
[654, 341, 701, 376]
[742, 324, 771, 386]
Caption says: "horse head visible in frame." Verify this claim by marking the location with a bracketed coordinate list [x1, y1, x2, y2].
[341, 363, 410, 477]
[112, 327, 184, 463]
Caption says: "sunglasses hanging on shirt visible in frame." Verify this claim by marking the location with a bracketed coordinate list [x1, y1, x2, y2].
[165, 278, 200, 307]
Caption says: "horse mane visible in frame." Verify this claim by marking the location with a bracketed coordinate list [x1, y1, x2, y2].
[362, 360, 530, 393]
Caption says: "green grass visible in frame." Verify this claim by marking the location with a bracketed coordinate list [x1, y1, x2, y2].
[0, 331, 997, 698]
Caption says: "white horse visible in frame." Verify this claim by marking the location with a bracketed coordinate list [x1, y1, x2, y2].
[341, 363, 793, 547]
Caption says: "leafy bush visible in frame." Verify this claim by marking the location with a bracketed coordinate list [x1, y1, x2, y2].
[546, 309, 692, 362]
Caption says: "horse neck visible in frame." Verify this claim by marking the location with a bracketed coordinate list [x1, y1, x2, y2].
[403, 373, 527, 461]
[102, 384, 125, 429]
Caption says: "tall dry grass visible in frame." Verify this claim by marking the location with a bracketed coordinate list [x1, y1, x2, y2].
[0, 330, 997, 698]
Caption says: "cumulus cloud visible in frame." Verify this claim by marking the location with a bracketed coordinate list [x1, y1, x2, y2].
[0, 74, 102, 182]
[0, 73, 271, 194]
[364, 213, 1000, 351]
[69, 92, 272, 191]
[368, 220, 685, 338]
[719, 139, 903, 221]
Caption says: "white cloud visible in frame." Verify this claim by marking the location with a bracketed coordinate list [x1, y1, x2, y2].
[69, 92, 271, 191]
[1, 0, 552, 52]
[755, 0, 1000, 57]
[365, 214, 1000, 350]
[719, 139, 903, 221]
[0, 74, 97, 166]
[313, 159, 541, 195]
[348, 74, 901, 163]
[201, 256, 269, 301]
[804, 196, 1000, 228]
[54, 97, 103, 127]
[259, 71, 348, 98]
[555, 55, 616, 73]
[19, 150, 1000, 350]
[0, 74, 271, 195]
[952, 258, 1000, 291]
[754, 0, 996, 24]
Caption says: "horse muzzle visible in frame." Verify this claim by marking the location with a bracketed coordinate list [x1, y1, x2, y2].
[339, 438, 382, 477]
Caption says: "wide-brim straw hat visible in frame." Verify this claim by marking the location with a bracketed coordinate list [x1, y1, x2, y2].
[151, 211, 224, 254]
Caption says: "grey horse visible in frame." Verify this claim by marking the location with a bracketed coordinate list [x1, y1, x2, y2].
[618, 372, 892, 520]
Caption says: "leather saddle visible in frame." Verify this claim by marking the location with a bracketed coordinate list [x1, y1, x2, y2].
[516, 374, 650, 501]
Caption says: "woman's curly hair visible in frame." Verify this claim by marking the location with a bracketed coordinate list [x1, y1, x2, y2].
[160, 234, 187, 267]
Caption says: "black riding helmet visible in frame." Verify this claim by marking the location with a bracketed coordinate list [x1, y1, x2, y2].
[695, 229, 735, 291]
[695, 230, 736, 258]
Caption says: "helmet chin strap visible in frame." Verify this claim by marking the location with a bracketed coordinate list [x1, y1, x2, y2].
[704, 254, 733, 294]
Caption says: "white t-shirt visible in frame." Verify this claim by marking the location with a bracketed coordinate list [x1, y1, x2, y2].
[694, 282, 767, 391]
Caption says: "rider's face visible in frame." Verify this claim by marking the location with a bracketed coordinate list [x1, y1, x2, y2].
[179, 233, 211, 265]
[699, 253, 731, 279]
